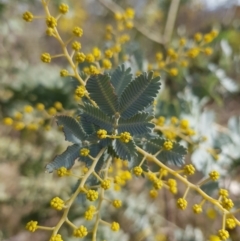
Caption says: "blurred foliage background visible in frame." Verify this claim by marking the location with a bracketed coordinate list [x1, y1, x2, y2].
[1, 0, 240, 241]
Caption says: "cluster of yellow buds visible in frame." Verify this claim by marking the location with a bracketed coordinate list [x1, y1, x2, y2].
[73, 225, 88, 238]
[84, 205, 96, 220]
[86, 189, 98, 201]
[142, 30, 218, 78]
[50, 197, 65, 211]
[119, 132, 132, 143]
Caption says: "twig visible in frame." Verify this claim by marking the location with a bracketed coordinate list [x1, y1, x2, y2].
[163, 0, 181, 44]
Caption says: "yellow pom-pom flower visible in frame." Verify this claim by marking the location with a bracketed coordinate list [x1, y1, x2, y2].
[86, 190, 98, 201]
[36, 103, 45, 111]
[97, 129, 107, 139]
[73, 225, 88, 238]
[85, 53, 95, 63]
[204, 47, 213, 56]
[149, 189, 158, 198]
[101, 179, 111, 190]
[221, 197, 234, 210]
[54, 102, 63, 111]
[80, 148, 90, 156]
[153, 179, 163, 190]
[184, 164, 195, 175]
[60, 69, 68, 77]
[50, 197, 65, 211]
[125, 8, 135, 19]
[120, 132, 132, 143]
[59, 3, 69, 14]
[57, 167, 69, 177]
[50, 234, 63, 241]
[75, 85, 86, 98]
[112, 199, 122, 208]
[73, 26, 83, 37]
[92, 47, 101, 60]
[219, 189, 228, 197]
[75, 52, 86, 63]
[72, 41, 81, 51]
[23, 11, 33, 22]
[105, 49, 113, 58]
[46, 16, 57, 28]
[48, 107, 57, 116]
[218, 229, 229, 241]
[163, 140, 173, 151]
[194, 32, 202, 42]
[169, 68, 178, 77]
[133, 166, 143, 176]
[3, 117, 13, 126]
[41, 53, 51, 63]
[209, 170, 220, 181]
[102, 59, 112, 69]
[192, 204, 202, 214]
[226, 218, 236, 229]
[111, 222, 120, 231]
[177, 198, 188, 210]
[26, 220, 38, 232]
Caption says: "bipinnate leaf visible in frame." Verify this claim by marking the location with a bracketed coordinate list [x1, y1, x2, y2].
[79, 102, 113, 131]
[56, 115, 86, 144]
[144, 138, 187, 166]
[112, 139, 137, 161]
[111, 64, 133, 97]
[46, 144, 80, 173]
[118, 112, 154, 135]
[86, 74, 118, 116]
[80, 117, 97, 135]
[119, 72, 161, 119]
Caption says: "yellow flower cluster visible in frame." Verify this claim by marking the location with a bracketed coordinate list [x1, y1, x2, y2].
[209, 170, 220, 181]
[111, 222, 120, 231]
[73, 225, 88, 238]
[97, 129, 107, 139]
[72, 41, 81, 51]
[84, 205, 96, 220]
[80, 148, 90, 156]
[73, 26, 83, 37]
[26, 220, 38, 232]
[221, 197, 234, 210]
[153, 179, 163, 190]
[177, 198, 188, 210]
[226, 218, 236, 229]
[46, 16, 57, 28]
[163, 140, 173, 151]
[50, 234, 63, 241]
[57, 167, 70, 177]
[192, 204, 202, 214]
[119, 132, 132, 143]
[184, 164, 195, 175]
[86, 189, 98, 201]
[75, 85, 86, 98]
[101, 179, 111, 190]
[59, 3, 69, 14]
[41, 53, 51, 63]
[50, 197, 65, 211]
[75, 52, 86, 63]
[133, 166, 143, 176]
[22, 11, 33, 22]
[112, 199, 122, 208]
[218, 229, 229, 241]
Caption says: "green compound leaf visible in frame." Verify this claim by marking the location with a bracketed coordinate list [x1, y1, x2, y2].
[118, 112, 154, 136]
[79, 102, 113, 132]
[144, 138, 187, 166]
[46, 144, 80, 173]
[111, 64, 133, 97]
[56, 115, 86, 144]
[86, 74, 118, 116]
[80, 117, 97, 135]
[119, 72, 161, 119]
[112, 139, 137, 161]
